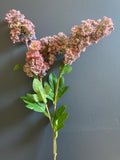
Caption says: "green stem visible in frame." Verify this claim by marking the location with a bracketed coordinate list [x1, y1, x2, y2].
[52, 63, 65, 160]
[54, 73, 61, 115]
[53, 129, 57, 160]
[54, 63, 65, 115]
[45, 103, 53, 129]
[45, 103, 57, 160]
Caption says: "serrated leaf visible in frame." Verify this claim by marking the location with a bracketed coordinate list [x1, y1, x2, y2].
[54, 105, 67, 120]
[33, 78, 47, 103]
[13, 64, 23, 71]
[60, 64, 72, 75]
[58, 112, 69, 124]
[57, 86, 69, 101]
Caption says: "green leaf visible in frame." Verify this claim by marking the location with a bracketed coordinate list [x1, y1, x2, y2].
[56, 123, 64, 131]
[44, 81, 54, 101]
[60, 64, 72, 75]
[57, 86, 69, 101]
[49, 73, 57, 92]
[47, 73, 58, 102]
[44, 81, 49, 87]
[13, 64, 23, 71]
[59, 76, 64, 89]
[32, 94, 39, 103]
[44, 84, 50, 95]
[53, 105, 68, 132]
[54, 105, 67, 120]
[21, 94, 48, 116]
[33, 78, 47, 103]
[58, 112, 69, 125]
[21, 95, 34, 104]
[33, 78, 41, 93]
[37, 102, 46, 109]
[26, 102, 45, 112]
[47, 93, 54, 101]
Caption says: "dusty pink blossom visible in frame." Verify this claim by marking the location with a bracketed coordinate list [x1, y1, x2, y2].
[39, 32, 68, 66]
[5, 9, 36, 43]
[29, 40, 41, 51]
[5, 9, 25, 24]
[24, 50, 50, 77]
[5, 10, 114, 77]
[64, 16, 114, 65]
[10, 28, 21, 43]
[26, 50, 40, 61]
[40, 32, 68, 54]
[24, 41, 50, 78]
[64, 48, 80, 65]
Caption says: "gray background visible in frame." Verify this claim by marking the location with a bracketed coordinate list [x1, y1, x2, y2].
[0, 0, 120, 160]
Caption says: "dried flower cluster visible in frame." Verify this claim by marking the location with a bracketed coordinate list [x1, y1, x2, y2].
[5, 9, 114, 78]
[64, 17, 114, 64]
[23, 40, 49, 77]
[5, 9, 36, 43]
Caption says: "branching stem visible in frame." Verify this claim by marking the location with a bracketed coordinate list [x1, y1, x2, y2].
[54, 63, 65, 115]
[52, 63, 65, 160]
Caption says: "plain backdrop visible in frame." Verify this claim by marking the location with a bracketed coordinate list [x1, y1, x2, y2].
[0, 0, 120, 160]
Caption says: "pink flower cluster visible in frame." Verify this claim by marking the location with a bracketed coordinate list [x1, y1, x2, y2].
[24, 40, 49, 77]
[5, 9, 36, 43]
[40, 32, 68, 65]
[64, 16, 114, 65]
[5, 9, 114, 78]
[23, 32, 69, 77]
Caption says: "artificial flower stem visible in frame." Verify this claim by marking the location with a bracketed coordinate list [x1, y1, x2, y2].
[45, 104, 57, 160]
[54, 77, 60, 115]
[54, 63, 65, 115]
[53, 129, 57, 160]
[45, 103, 53, 129]
[52, 63, 65, 160]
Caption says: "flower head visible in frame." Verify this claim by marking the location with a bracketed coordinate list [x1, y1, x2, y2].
[5, 9, 36, 43]
[29, 40, 41, 51]
[63, 16, 114, 65]
[24, 50, 50, 78]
